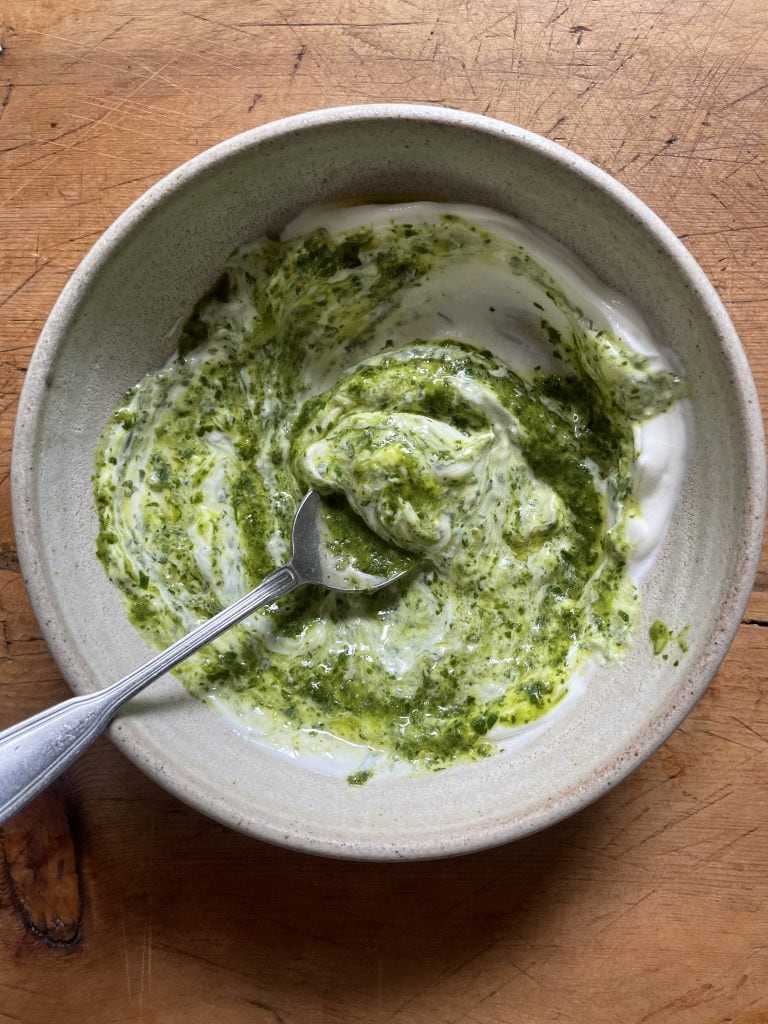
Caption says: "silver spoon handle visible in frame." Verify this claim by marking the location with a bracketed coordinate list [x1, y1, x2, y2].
[0, 564, 300, 826]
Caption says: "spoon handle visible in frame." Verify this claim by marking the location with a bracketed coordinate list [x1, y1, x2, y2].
[0, 564, 300, 826]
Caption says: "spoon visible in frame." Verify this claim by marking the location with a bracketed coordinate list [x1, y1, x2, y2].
[0, 491, 409, 825]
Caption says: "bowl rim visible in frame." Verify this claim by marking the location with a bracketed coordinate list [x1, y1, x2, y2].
[11, 103, 766, 860]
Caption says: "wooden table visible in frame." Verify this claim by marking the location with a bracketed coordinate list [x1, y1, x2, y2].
[1, 2, 767, 1021]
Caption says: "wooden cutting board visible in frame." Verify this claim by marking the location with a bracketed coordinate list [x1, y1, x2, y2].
[1, 1, 767, 1021]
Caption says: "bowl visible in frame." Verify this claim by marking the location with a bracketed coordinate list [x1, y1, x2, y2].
[12, 104, 765, 860]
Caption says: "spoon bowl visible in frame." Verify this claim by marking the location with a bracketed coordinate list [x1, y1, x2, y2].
[291, 490, 412, 591]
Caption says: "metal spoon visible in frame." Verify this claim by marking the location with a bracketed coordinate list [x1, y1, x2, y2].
[0, 491, 409, 825]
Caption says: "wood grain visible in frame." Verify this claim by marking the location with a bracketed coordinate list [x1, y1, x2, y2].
[2, 781, 81, 947]
[1, 1, 767, 1021]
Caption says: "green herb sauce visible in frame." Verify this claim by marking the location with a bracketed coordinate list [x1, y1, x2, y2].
[649, 619, 689, 657]
[649, 619, 673, 655]
[94, 211, 684, 773]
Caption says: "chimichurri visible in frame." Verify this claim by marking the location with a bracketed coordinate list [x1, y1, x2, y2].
[94, 204, 685, 775]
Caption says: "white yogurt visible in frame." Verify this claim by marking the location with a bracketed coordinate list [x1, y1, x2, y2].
[206, 201, 689, 776]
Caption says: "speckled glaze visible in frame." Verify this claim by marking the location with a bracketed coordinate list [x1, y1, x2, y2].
[11, 105, 765, 860]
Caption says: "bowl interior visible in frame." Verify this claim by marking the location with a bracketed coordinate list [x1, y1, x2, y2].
[13, 107, 765, 858]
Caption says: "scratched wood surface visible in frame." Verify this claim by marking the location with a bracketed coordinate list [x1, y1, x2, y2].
[1, 1, 767, 1021]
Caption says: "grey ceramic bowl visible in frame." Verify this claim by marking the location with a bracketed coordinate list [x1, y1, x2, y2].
[12, 105, 765, 860]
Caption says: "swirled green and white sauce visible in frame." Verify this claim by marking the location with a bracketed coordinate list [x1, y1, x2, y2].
[94, 202, 687, 780]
